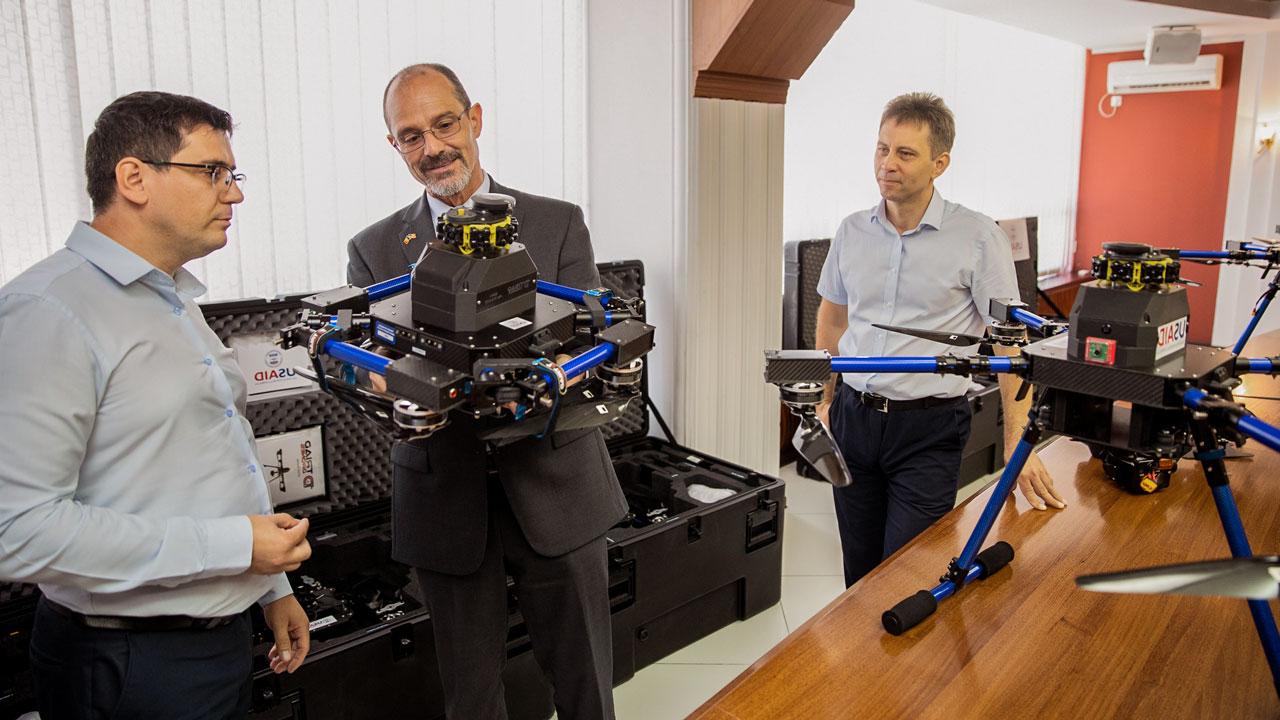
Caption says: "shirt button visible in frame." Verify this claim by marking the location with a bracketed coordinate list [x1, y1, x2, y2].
[225, 409, 234, 417]
[248, 465, 257, 474]
[203, 357, 213, 366]
[172, 306, 183, 316]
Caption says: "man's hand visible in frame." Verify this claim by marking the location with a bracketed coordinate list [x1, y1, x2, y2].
[249, 514, 311, 574]
[1014, 452, 1066, 511]
[370, 371, 387, 394]
[816, 400, 832, 428]
[263, 594, 310, 674]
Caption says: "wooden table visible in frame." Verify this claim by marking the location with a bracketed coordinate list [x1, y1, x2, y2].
[693, 401, 1280, 719]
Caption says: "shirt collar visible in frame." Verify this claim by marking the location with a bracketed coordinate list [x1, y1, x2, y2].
[919, 188, 945, 231]
[871, 188, 946, 235]
[425, 173, 492, 225]
[65, 221, 207, 299]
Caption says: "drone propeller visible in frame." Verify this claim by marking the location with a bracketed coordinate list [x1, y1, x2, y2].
[1076, 556, 1280, 600]
[872, 323, 985, 347]
[792, 414, 853, 487]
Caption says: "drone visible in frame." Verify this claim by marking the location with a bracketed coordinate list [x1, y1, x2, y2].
[764, 238, 1280, 697]
[278, 193, 655, 444]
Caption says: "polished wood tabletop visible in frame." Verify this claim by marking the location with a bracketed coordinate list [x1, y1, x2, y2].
[693, 398, 1280, 718]
[1237, 331, 1280, 400]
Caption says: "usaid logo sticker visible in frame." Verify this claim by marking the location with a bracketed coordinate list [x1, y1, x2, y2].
[227, 332, 313, 396]
[1155, 316, 1189, 360]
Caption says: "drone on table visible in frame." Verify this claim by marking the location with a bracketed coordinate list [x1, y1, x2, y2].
[278, 193, 655, 444]
[764, 238, 1280, 697]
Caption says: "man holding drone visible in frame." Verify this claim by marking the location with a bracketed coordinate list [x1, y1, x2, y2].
[346, 63, 623, 720]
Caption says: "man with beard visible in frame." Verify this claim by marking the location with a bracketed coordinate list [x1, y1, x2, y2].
[346, 64, 623, 720]
[814, 92, 1066, 588]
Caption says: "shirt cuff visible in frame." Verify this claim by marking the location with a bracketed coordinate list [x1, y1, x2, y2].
[201, 515, 253, 576]
[258, 573, 294, 607]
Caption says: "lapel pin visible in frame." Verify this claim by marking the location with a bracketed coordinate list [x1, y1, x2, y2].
[402, 232, 417, 246]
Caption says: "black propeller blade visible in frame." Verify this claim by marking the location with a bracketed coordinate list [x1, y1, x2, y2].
[1076, 556, 1280, 600]
[872, 323, 985, 347]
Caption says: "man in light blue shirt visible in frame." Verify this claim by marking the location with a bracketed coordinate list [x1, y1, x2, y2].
[0, 91, 311, 718]
[815, 92, 1066, 587]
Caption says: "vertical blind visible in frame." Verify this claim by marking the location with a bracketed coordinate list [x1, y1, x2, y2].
[0, 0, 586, 299]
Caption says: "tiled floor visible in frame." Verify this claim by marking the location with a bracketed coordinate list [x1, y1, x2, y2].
[607, 462, 998, 719]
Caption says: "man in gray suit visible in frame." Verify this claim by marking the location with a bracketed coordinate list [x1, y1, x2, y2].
[347, 63, 624, 720]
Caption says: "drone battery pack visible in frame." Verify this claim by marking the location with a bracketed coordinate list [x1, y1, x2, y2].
[410, 242, 538, 333]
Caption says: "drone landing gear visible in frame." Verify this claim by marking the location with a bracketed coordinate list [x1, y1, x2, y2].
[1188, 411, 1280, 698]
[882, 405, 1044, 635]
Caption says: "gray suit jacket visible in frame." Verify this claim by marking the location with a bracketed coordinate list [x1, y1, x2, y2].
[346, 177, 627, 574]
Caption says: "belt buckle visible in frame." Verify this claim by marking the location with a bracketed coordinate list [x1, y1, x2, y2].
[863, 392, 890, 413]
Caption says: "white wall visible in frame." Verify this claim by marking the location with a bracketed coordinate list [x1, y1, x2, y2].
[1213, 31, 1280, 348]
[586, 0, 688, 424]
[0, 0, 587, 300]
[783, 0, 1086, 276]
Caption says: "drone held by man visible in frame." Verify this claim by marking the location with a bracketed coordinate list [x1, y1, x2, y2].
[278, 193, 655, 445]
[764, 238, 1280, 697]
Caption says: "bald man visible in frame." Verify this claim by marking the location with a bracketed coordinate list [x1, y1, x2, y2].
[346, 64, 623, 720]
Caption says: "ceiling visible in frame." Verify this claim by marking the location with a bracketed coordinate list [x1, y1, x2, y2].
[917, 0, 1280, 50]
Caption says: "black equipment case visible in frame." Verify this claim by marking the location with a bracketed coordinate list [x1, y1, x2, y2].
[0, 260, 785, 720]
[783, 238, 1005, 482]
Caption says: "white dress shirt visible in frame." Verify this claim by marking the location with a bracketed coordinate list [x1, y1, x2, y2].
[0, 222, 290, 617]
[817, 190, 1020, 400]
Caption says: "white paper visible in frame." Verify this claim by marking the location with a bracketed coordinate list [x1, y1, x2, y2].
[256, 425, 327, 507]
[228, 332, 314, 396]
[998, 218, 1032, 263]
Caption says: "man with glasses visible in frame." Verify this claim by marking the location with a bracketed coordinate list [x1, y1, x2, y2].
[347, 64, 622, 719]
[0, 91, 312, 719]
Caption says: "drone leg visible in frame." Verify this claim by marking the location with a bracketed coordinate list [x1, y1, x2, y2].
[882, 405, 1044, 635]
[1232, 275, 1280, 355]
[1189, 412, 1280, 698]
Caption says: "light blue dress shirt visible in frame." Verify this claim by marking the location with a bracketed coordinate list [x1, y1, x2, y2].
[817, 190, 1019, 400]
[0, 222, 290, 617]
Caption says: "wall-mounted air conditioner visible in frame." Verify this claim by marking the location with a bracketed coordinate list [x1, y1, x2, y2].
[1107, 53, 1222, 95]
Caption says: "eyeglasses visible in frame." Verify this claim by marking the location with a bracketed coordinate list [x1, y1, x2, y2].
[142, 160, 246, 190]
[391, 107, 472, 155]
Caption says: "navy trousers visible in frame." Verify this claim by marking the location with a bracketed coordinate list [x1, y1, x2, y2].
[413, 474, 615, 720]
[829, 383, 972, 587]
[29, 599, 252, 719]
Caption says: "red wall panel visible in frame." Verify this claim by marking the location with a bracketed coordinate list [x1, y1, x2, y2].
[1074, 42, 1242, 344]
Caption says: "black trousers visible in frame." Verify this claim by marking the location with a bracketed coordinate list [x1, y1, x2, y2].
[414, 476, 615, 720]
[28, 599, 252, 720]
[829, 383, 972, 587]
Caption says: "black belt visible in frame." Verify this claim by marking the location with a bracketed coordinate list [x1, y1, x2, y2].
[851, 389, 966, 413]
[43, 598, 242, 632]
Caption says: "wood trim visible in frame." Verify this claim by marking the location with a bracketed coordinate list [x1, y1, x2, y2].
[692, 0, 853, 104]
[694, 70, 789, 104]
[1134, 0, 1279, 19]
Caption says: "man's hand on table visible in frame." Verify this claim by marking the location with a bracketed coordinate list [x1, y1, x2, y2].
[1014, 452, 1066, 511]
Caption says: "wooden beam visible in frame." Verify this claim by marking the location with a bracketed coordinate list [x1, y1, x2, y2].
[693, 71, 790, 104]
[693, 0, 854, 103]
[1134, 0, 1280, 19]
